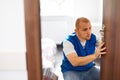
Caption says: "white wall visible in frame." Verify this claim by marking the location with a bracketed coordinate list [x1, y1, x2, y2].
[40, 0, 103, 23]
[41, 16, 74, 44]
[73, 0, 103, 24]
[40, 0, 103, 44]
[0, 0, 27, 80]
[40, 0, 74, 16]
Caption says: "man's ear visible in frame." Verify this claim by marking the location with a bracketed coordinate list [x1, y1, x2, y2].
[74, 28, 77, 33]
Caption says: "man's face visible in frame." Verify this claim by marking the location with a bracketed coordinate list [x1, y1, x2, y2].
[75, 22, 92, 42]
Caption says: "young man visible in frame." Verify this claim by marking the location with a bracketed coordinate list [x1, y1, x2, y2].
[61, 17, 106, 80]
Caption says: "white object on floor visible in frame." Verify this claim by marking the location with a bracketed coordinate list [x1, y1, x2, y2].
[41, 38, 57, 70]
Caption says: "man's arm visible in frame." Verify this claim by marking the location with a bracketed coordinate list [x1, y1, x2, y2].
[63, 41, 106, 67]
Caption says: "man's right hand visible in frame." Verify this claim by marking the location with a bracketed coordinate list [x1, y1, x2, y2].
[94, 42, 106, 58]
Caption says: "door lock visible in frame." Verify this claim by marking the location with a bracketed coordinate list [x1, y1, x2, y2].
[100, 24, 105, 41]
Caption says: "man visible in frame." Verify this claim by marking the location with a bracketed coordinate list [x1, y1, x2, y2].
[61, 17, 106, 80]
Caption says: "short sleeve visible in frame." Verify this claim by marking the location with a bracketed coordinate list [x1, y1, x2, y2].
[63, 40, 76, 56]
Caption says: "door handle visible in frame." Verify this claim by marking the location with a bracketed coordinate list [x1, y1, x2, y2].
[99, 24, 105, 42]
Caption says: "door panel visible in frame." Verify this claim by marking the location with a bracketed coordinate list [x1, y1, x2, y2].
[101, 0, 120, 80]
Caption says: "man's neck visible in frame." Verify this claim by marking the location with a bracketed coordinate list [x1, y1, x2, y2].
[78, 37, 86, 43]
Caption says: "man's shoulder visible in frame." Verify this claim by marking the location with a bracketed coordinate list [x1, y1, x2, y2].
[66, 32, 76, 39]
[91, 33, 96, 37]
[88, 33, 97, 44]
[63, 40, 72, 45]
[91, 33, 96, 40]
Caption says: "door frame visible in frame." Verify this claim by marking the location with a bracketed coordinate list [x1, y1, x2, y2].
[24, 0, 42, 80]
